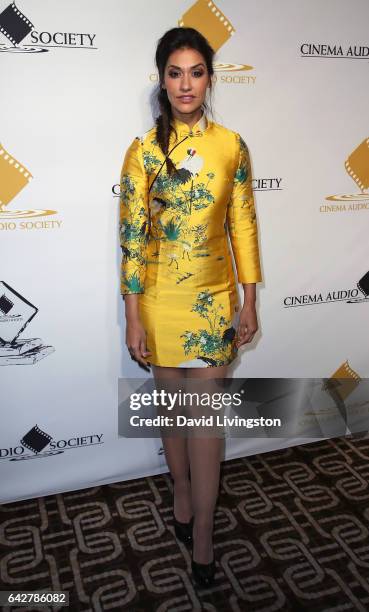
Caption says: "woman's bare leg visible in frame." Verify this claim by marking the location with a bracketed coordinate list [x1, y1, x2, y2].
[185, 364, 228, 564]
[151, 365, 192, 522]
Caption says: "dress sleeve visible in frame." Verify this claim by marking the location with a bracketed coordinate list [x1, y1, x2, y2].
[119, 136, 150, 295]
[226, 133, 262, 284]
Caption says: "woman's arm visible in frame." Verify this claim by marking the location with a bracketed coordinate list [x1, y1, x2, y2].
[119, 136, 151, 368]
[123, 294, 141, 321]
[123, 294, 151, 368]
[226, 133, 262, 347]
[226, 132, 262, 286]
[119, 136, 150, 295]
[243, 282, 256, 306]
[235, 282, 258, 348]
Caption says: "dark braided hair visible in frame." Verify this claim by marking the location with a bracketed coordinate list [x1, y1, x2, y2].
[155, 27, 215, 175]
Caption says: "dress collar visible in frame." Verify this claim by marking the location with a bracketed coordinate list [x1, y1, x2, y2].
[170, 111, 208, 137]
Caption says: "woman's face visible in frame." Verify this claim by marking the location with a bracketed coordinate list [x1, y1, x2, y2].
[162, 47, 210, 118]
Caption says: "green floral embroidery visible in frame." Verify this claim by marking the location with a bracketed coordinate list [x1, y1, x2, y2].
[140, 136, 218, 271]
[120, 171, 149, 293]
[234, 163, 248, 184]
[143, 150, 161, 176]
[154, 174, 215, 215]
[228, 134, 257, 223]
[141, 136, 162, 176]
[147, 165, 216, 269]
[123, 271, 145, 293]
[235, 135, 250, 186]
[192, 224, 207, 245]
[120, 174, 136, 198]
[180, 290, 237, 366]
[158, 217, 183, 241]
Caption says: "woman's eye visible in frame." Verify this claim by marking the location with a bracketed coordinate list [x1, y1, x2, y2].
[167, 70, 205, 78]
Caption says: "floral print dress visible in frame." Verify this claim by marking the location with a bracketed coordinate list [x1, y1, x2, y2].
[119, 111, 262, 367]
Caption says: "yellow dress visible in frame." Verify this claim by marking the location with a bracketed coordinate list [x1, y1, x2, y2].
[119, 111, 262, 367]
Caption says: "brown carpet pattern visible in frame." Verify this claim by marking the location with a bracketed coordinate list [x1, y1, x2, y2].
[1, 435, 369, 611]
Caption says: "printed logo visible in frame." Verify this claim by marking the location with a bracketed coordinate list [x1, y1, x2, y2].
[0, 1, 32, 47]
[150, 0, 256, 85]
[284, 270, 369, 308]
[0, 142, 63, 228]
[0, 424, 104, 461]
[326, 360, 361, 400]
[113, 176, 282, 199]
[298, 361, 368, 438]
[0, 2, 97, 53]
[21, 424, 53, 454]
[322, 138, 369, 212]
[254, 178, 283, 192]
[301, 43, 369, 59]
[0, 280, 54, 365]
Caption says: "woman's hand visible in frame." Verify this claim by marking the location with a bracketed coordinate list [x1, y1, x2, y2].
[235, 303, 259, 348]
[126, 318, 152, 369]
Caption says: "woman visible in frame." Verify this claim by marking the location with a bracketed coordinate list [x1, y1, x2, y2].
[119, 27, 262, 587]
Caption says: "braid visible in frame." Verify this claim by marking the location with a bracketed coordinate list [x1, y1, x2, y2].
[155, 87, 178, 176]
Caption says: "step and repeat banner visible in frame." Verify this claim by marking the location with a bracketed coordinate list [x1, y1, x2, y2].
[1, 0, 368, 503]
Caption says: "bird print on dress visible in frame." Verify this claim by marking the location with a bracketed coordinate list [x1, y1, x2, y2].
[180, 290, 238, 367]
[119, 120, 262, 368]
[176, 148, 204, 183]
[141, 143, 216, 281]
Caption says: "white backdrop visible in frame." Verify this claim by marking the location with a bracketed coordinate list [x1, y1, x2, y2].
[1, 0, 368, 504]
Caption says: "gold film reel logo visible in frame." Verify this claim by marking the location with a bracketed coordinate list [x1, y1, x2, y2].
[298, 361, 363, 434]
[326, 138, 369, 202]
[324, 360, 361, 401]
[177, 0, 253, 72]
[0, 143, 56, 218]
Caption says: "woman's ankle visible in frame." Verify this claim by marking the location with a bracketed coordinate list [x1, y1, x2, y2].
[173, 478, 192, 522]
[192, 541, 214, 565]
[192, 523, 214, 564]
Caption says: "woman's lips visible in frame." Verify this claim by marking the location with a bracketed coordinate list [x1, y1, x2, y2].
[178, 96, 195, 102]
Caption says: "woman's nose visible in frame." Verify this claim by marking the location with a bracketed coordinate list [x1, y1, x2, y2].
[180, 74, 192, 91]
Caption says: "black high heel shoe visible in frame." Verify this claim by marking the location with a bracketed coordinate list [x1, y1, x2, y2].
[191, 552, 216, 587]
[173, 513, 194, 545]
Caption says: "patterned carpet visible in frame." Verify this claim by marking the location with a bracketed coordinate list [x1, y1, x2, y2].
[1, 435, 369, 612]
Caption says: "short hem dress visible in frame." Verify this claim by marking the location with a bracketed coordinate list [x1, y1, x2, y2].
[119, 111, 262, 368]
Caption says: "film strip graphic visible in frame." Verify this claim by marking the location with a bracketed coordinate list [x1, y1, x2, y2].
[21, 424, 52, 454]
[324, 360, 362, 401]
[320, 360, 361, 407]
[0, 143, 33, 208]
[179, 0, 235, 52]
[0, 293, 14, 315]
[344, 138, 369, 192]
[335, 360, 361, 382]
[0, 2, 33, 46]
[357, 271, 369, 298]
